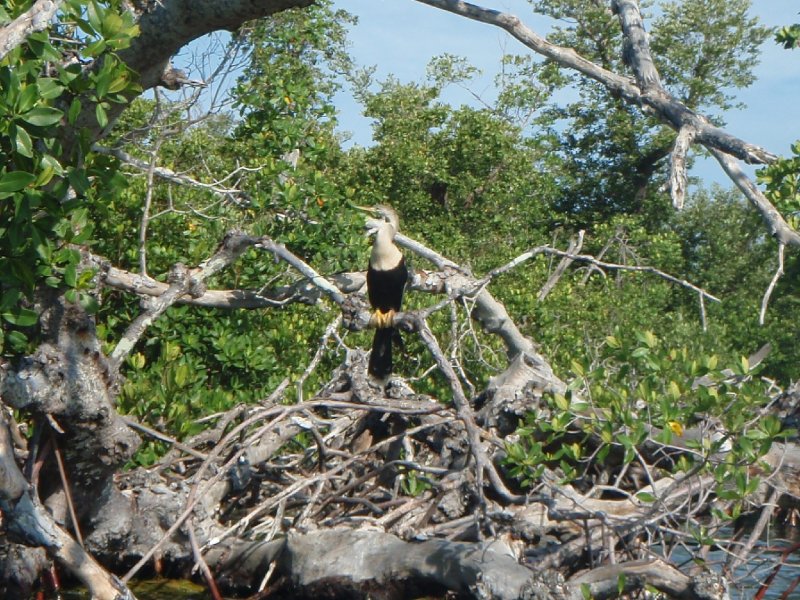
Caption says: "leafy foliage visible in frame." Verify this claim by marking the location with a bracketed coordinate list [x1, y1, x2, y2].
[0, 0, 139, 354]
[505, 330, 789, 514]
[1, 0, 795, 490]
[776, 23, 800, 49]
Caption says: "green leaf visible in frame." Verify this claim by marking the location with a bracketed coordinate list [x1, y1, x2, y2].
[580, 583, 592, 600]
[37, 79, 65, 100]
[64, 263, 77, 287]
[3, 307, 38, 327]
[0, 170, 35, 193]
[95, 70, 111, 99]
[86, 0, 102, 32]
[11, 124, 33, 158]
[79, 292, 99, 314]
[68, 98, 82, 125]
[107, 74, 130, 94]
[102, 10, 123, 37]
[554, 394, 570, 412]
[95, 103, 108, 129]
[6, 330, 29, 352]
[21, 106, 63, 127]
[17, 84, 39, 113]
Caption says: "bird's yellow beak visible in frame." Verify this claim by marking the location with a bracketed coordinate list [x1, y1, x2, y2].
[352, 204, 381, 237]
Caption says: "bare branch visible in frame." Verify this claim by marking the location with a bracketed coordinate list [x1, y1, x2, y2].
[110, 231, 258, 369]
[760, 243, 786, 325]
[92, 144, 261, 206]
[255, 238, 347, 306]
[570, 557, 727, 600]
[0, 0, 63, 61]
[670, 125, 698, 210]
[711, 149, 800, 246]
[537, 230, 584, 301]
[611, 0, 661, 91]
[413, 0, 776, 165]
[138, 139, 162, 275]
[486, 245, 720, 304]
[414, 315, 524, 504]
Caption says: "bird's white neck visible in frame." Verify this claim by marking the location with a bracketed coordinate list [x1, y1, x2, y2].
[370, 222, 403, 271]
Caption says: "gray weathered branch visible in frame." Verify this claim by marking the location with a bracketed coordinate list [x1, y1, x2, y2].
[413, 0, 776, 166]
[0, 0, 63, 61]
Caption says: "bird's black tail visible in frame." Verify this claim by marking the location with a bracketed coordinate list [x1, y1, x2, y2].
[369, 327, 394, 379]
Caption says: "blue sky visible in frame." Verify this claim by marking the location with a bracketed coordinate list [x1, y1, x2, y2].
[332, 0, 800, 187]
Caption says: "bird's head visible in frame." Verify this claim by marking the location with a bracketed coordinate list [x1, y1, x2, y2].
[355, 204, 400, 237]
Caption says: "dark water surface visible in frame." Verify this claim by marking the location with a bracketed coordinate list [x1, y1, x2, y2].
[58, 579, 210, 600]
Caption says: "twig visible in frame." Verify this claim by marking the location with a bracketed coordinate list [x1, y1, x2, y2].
[726, 486, 779, 572]
[486, 245, 720, 304]
[110, 231, 259, 370]
[296, 315, 341, 403]
[138, 138, 162, 275]
[414, 316, 524, 504]
[53, 436, 83, 548]
[121, 416, 208, 460]
[256, 237, 346, 306]
[760, 243, 785, 325]
[122, 379, 290, 582]
[93, 144, 264, 205]
[188, 523, 223, 600]
[538, 230, 584, 301]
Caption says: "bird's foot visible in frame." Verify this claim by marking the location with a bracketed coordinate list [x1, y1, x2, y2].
[370, 309, 396, 329]
[380, 309, 396, 328]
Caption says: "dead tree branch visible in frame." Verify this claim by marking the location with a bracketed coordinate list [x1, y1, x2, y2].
[0, 0, 63, 61]
[413, 0, 800, 253]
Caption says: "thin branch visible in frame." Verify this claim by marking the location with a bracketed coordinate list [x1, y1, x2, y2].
[413, 315, 524, 504]
[53, 438, 83, 548]
[138, 138, 162, 275]
[123, 380, 291, 583]
[760, 243, 785, 325]
[670, 125, 698, 210]
[537, 230, 584, 301]
[93, 143, 263, 206]
[727, 486, 779, 572]
[255, 237, 346, 306]
[486, 245, 720, 304]
[110, 231, 258, 370]
[189, 524, 223, 600]
[121, 416, 208, 461]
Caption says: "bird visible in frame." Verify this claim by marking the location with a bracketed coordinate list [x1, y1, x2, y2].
[359, 204, 408, 380]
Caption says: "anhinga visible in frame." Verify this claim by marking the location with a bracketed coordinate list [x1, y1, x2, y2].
[360, 205, 408, 380]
